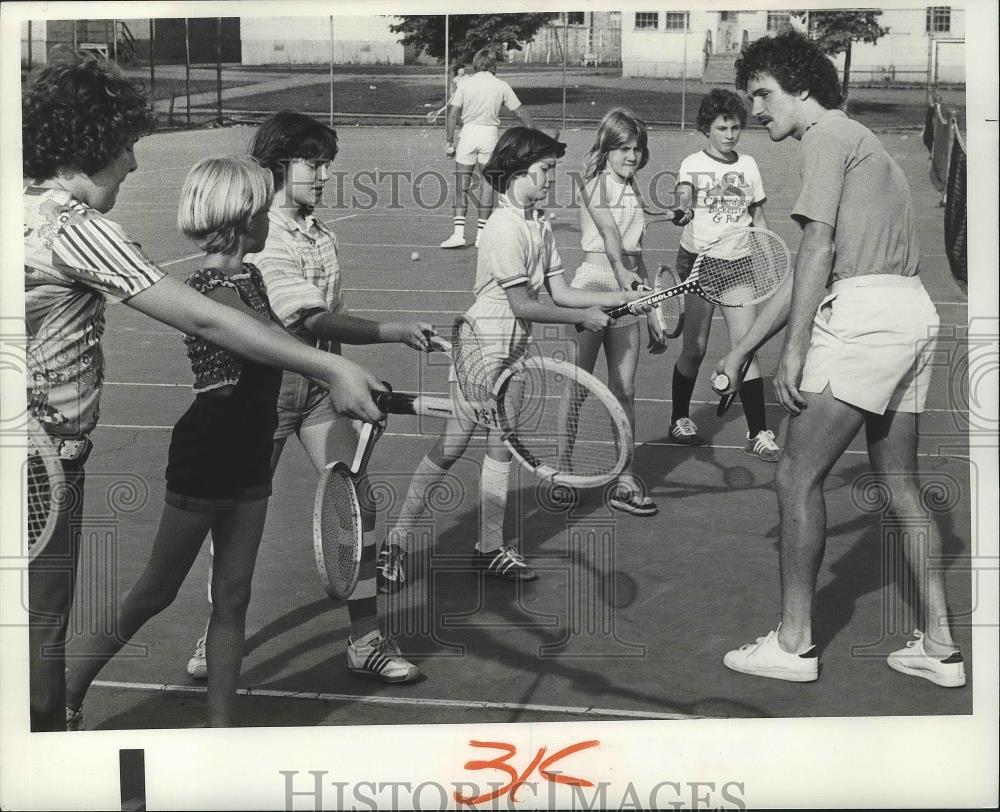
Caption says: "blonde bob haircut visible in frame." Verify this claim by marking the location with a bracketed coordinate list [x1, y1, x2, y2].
[177, 155, 274, 254]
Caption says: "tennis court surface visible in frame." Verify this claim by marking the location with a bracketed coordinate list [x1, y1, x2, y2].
[64, 123, 973, 728]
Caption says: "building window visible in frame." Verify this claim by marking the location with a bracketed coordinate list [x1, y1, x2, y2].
[767, 12, 792, 33]
[926, 6, 951, 33]
[634, 13, 659, 30]
[664, 12, 688, 32]
[564, 12, 585, 26]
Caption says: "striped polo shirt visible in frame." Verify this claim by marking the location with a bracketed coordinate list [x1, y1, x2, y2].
[246, 207, 346, 349]
[24, 186, 163, 438]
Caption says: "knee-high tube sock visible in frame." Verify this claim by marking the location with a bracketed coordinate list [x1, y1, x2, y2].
[477, 455, 511, 555]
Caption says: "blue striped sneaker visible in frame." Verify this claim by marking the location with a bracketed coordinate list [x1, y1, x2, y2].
[347, 632, 420, 683]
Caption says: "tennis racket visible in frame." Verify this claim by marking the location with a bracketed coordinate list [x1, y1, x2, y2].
[374, 355, 632, 488]
[25, 415, 64, 561]
[651, 264, 685, 339]
[313, 420, 383, 600]
[605, 227, 791, 320]
[714, 356, 755, 417]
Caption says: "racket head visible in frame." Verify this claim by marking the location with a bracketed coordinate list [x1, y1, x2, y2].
[312, 463, 362, 600]
[451, 315, 528, 404]
[690, 227, 791, 307]
[496, 356, 633, 488]
[652, 264, 685, 338]
[25, 416, 64, 561]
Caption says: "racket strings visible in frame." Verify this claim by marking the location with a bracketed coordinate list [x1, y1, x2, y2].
[697, 231, 788, 305]
[26, 446, 53, 551]
[318, 471, 363, 586]
[452, 319, 525, 405]
[500, 362, 628, 479]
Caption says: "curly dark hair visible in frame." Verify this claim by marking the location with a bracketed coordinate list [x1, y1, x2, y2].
[483, 127, 566, 192]
[249, 111, 339, 190]
[734, 30, 843, 110]
[696, 88, 748, 135]
[22, 56, 155, 181]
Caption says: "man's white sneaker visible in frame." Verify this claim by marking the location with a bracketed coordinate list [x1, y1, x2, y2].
[887, 630, 966, 687]
[440, 233, 466, 249]
[723, 628, 819, 682]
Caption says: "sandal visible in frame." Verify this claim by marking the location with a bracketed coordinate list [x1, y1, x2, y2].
[609, 490, 658, 516]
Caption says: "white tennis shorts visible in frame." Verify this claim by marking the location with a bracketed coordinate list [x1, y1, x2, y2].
[455, 124, 499, 167]
[570, 261, 637, 329]
[799, 275, 939, 414]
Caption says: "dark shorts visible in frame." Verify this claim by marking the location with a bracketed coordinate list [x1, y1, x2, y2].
[165, 380, 279, 513]
[675, 246, 698, 281]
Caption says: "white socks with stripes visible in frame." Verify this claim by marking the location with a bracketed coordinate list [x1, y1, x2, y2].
[477, 455, 511, 555]
[387, 456, 448, 550]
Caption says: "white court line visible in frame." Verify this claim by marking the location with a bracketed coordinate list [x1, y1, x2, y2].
[94, 423, 968, 459]
[90, 679, 702, 721]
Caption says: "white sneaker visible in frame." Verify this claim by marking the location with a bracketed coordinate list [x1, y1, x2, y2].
[186, 635, 207, 680]
[723, 628, 819, 682]
[347, 632, 420, 683]
[669, 417, 701, 446]
[66, 705, 85, 731]
[745, 429, 781, 462]
[440, 233, 466, 249]
[887, 630, 966, 687]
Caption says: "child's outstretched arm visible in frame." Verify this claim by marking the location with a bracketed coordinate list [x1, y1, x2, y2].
[303, 311, 433, 350]
[585, 193, 645, 290]
[127, 276, 385, 422]
[546, 274, 651, 313]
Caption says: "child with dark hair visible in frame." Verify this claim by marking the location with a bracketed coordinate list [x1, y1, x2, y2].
[24, 57, 383, 731]
[182, 111, 431, 684]
[378, 127, 649, 590]
[718, 30, 963, 687]
[666, 88, 779, 462]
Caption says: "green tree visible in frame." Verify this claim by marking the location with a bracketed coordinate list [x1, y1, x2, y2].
[792, 10, 890, 101]
[390, 14, 558, 62]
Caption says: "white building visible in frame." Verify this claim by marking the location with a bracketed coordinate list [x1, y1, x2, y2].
[241, 15, 403, 65]
[620, 7, 965, 85]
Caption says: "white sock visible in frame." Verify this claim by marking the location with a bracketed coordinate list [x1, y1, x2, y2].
[477, 455, 511, 554]
[387, 456, 448, 550]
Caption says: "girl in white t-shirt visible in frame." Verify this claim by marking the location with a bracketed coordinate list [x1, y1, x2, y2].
[669, 89, 781, 462]
[570, 108, 661, 515]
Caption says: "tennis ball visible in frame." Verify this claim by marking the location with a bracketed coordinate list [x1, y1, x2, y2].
[411, 251, 420, 261]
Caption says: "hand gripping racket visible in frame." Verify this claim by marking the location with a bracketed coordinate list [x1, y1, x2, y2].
[605, 227, 791, 321]
[713, 356, 755, 417]
[374, 355, 632, 488]
[313, 420, 383, 600]
[25, 415, 65, 561]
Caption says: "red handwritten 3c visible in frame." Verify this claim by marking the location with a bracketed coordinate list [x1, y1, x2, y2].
[453, 739, 599, 805]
